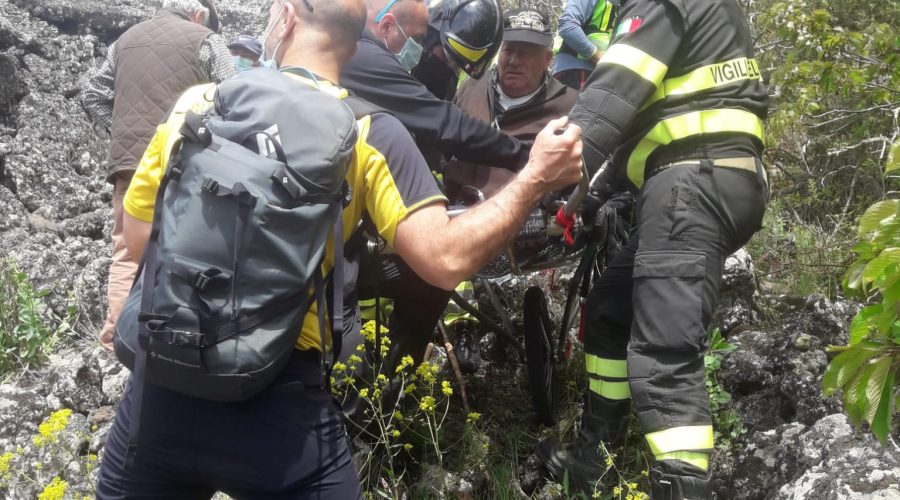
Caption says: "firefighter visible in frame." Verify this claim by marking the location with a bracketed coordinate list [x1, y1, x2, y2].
[537, 0, 769, 498]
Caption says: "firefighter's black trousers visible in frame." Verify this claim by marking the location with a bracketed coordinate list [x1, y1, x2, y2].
[584, 161, 766, 454]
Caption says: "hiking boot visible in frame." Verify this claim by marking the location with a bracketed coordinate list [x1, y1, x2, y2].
[649, 460, 713, 500]
[535, 392, 630, 494]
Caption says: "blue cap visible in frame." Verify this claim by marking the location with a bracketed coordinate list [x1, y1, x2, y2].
[228, 35, 263, 57]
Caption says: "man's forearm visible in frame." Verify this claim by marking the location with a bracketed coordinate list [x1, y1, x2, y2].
[395, 174, 543, 290]
[443, 175, 544, 277]
[394, 118, 582, 291]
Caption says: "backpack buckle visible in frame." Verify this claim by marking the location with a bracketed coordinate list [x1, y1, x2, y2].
[169, 330, 206, 347]
[191, 268, 223, 291]
[201, 178, 219, 194]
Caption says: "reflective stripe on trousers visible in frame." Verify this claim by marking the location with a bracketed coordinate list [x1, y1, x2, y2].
[582, 161, 766, 456]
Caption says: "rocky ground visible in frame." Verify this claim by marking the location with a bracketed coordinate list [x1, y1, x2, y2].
[1, 0, 899, 499]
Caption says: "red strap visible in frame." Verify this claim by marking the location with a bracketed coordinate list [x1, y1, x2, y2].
[555, 207, 576, 246]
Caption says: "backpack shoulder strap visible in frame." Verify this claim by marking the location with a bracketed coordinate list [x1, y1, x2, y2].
[343, 95, 391, 120]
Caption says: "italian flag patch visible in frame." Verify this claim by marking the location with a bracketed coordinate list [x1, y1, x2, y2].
[614, 16, 643, 37]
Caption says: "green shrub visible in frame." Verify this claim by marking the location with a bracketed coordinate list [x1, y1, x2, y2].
[746, 200, 855, 298]
[705, 328, 747, 450]
[0, 259, 76, 377]
[823, 147, 900, 444]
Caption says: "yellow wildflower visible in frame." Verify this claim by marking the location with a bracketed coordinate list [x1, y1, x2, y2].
[403, 383, 417, 395]
[0, 452, 13, 474]
[628, 482, 638, 490]
[358, 388, 369, 398]
[333, 361, 347, 373]
[419, 396, 436, 412]
[396, 355, 414, 373]
[612, 486, 622, 497]
[38, 477, 67, 500]
[376, 374, 388, 385]
[38, 409, 72, 441]
[403, 443, 413, 451]
[605, 455, 615, 468]
[641, 469, 649, 477]
[392, 430, 401, 438]
[392, 410, 404, 421]
[466, 412, 482, 423]
[441, 381, 453, 396]
[415, 362, 437, 384]
[348, 354, 362, 365]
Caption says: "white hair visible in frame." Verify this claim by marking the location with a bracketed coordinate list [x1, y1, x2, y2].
[162, 0, 210, 25]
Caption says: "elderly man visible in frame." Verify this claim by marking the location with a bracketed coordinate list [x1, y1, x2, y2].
[445, 7, 579, 200]
[96, 0, 583, 496]
[82, 0, 235, 352]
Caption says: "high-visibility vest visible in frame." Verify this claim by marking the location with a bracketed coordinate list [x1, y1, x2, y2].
[554, 0, 617, 60]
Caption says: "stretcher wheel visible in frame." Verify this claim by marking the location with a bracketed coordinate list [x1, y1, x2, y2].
[523, 286, 557, 426]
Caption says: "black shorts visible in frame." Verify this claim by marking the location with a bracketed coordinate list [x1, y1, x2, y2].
[97, 350, 362, 499]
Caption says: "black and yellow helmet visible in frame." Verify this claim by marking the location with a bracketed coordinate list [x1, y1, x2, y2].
[427, 0, 503, 79]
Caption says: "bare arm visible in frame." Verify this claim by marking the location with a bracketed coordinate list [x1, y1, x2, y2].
[123, 213, 151, 264]
[393, 117, 583, 290]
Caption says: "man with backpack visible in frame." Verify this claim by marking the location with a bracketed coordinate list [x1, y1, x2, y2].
[96, 0, 584, 497]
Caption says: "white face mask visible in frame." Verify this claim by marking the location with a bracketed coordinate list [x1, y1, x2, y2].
[260, 1, 286, 68]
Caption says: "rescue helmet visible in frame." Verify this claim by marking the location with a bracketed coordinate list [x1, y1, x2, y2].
[427, 0, 503, 79]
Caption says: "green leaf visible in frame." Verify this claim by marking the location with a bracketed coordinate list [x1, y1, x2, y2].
[862, 356, 892, 427]
[870, 369, 895, 444]
[882, 278, 900, 305]
[852, 241, 878, 260]
[843, 259, 868, 295]
[863, 248, 900, 285]
[849, 306, 880, 345]
[886, 138, 900, 173]
[859, 201, 900, 238]
[843, 368, 865, 426]
[823, 341, 882, 394]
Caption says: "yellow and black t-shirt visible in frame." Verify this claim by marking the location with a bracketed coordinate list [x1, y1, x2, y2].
[124, 73, 447, 352]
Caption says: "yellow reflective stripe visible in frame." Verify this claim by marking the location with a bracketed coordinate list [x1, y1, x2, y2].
[585, 354, 627, 378]
[600, 1, 613, 31]
[645, 426, 714, 455]
[447, 37, 487, 64]
[655, 451, 709, 471]
[588, 378, 631, 400]
[599, 44, 668, 87]
[626, 109, 765, 187]
[646, 57, 762, 106]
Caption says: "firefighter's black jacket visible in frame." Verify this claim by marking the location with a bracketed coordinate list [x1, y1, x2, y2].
[570, 0, 769, 188]
[340, 31, 528, 170]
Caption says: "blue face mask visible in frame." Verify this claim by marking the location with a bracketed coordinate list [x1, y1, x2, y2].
[233, 56, 254, 72]
[260, 2, 286, 69]
[389, 20, 423, 72]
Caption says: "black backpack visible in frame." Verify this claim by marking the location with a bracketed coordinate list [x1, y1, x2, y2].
[115, 69, 369, 403]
